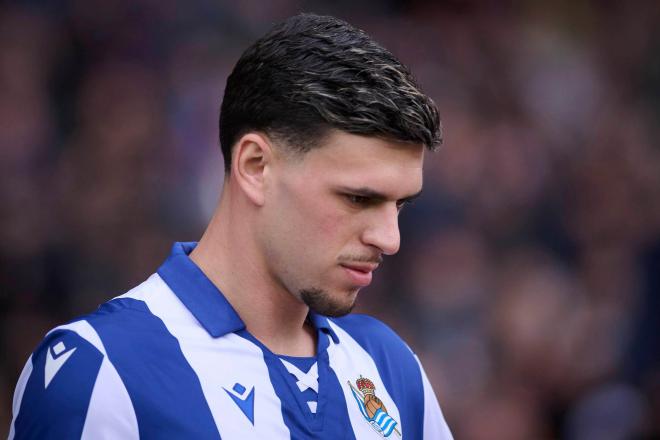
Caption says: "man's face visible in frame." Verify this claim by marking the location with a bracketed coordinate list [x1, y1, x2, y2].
[258, 130, 424, 317]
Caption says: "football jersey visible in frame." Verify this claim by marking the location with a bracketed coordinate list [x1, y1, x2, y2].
[9, 242, 453, 439]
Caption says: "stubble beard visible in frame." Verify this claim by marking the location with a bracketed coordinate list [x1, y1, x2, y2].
[300, 287, 356, 318]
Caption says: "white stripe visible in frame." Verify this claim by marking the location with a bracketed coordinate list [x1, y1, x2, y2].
[125, 274, 290, 440]
[81, 357, 139, 439]
[47, 319, 108, 356]
[415, 355, 453, 439]
[8, 356, 34, 440]
[326, 321, 402, 438]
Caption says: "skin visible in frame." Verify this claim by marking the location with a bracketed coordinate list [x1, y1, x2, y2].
[190, 129, 424, 356]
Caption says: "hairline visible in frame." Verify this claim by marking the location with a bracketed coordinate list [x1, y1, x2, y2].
[224, 126, 434, 176]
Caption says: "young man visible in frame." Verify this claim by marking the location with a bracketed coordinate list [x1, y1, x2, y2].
[9, 13, 453, 439]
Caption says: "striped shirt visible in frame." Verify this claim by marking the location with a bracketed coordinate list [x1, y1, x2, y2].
[9, 242, 453, 439]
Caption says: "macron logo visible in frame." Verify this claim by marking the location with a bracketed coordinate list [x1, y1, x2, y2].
[223, 383, 255, 425]
[45, 341, 77, 388]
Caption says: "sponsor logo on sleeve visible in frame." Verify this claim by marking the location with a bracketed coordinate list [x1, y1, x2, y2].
[45, 341, 77, 388]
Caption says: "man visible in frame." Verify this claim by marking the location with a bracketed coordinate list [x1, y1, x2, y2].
[9, 13, 452, 439]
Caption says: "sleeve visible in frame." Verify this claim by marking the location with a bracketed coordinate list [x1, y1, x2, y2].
[8, 322, 139, 440]
[415, 356, 454, 439]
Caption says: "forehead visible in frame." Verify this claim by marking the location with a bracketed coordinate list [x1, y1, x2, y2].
[284, 130, 425, 197]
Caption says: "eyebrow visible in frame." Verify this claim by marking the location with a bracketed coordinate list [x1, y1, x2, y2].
[339, 186, 423, 203]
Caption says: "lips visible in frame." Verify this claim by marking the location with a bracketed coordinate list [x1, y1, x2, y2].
[340, 262, 378, 287]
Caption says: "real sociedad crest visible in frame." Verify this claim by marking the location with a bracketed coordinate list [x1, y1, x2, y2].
[348, 376, 401, 438]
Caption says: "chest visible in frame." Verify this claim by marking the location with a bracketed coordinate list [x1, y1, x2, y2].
[126, 330, 406, 439]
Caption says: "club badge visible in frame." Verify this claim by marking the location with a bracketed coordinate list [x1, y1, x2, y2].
[348, 376, 401, 437]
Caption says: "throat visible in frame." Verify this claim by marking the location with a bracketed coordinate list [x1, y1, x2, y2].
[259, 319, 317, 357]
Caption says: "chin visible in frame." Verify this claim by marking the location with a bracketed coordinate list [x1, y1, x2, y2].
[300, 287, 356, 317]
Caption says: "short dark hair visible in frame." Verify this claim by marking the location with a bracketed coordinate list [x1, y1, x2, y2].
[219, 13, 441, 172]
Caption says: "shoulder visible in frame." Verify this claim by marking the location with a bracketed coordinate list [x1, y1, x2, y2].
[72, 273, 175, 345]
[26, 322, 106, 391]
[9, 290, 154, 439]
[9, 319, 134, 439]
[328, 313, 422, 393]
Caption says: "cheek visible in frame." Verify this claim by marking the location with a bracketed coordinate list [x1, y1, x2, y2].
[316, 209, 343, 237]
[274, 178, 355, 257]
[303, 196, 350, 241]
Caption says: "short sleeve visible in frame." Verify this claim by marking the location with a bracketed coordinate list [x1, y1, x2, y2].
[10, 329, 104, 439]
[9, 324, 139, 440]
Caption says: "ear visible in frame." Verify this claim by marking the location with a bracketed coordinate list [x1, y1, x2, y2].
[231, 132, 273, 206]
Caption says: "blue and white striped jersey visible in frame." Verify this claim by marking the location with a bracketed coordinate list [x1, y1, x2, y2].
[9, 242, 453, 439]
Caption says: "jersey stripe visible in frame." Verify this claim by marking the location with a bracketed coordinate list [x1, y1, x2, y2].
[326, 321, 403, 438]
[85, 292, 220, 438]
[49, 319, 139, 439]
[332, 314, 430, 439]
[13, 330, 104, 439]
[237, 331, 356, 439]
[47, 319, 108, 354]
[81, 357, 139, 439]
[123, 274, 291, 439]
[250, 343, 316, 439]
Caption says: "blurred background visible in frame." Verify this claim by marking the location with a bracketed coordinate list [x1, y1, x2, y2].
[2, 0, 659, 438]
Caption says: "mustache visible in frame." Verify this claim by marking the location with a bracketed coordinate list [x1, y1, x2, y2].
[338, 254, 383, 265]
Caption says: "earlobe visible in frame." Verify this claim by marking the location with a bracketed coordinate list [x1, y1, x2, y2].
[232, 133, 273, 206]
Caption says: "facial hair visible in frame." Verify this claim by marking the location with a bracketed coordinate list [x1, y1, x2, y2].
[300, 287, 356, 317]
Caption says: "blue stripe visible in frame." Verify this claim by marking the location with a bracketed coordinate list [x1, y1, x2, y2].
[318, 348, 358, 439]
[279, 354, 319, 415]
[239, 331, 356, 439]
[85, 298, 220, 439]
[13, 330, 103, 439]
[332, 314, 424, 439]
[279, 355, 318, 414]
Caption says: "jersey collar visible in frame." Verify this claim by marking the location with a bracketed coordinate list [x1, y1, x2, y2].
[308, 311, 340, 344]
[157, 242, 245, 337]
[157, 242, 339, 343]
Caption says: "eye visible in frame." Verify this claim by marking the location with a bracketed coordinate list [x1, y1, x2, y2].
[346, 194, 372, 206]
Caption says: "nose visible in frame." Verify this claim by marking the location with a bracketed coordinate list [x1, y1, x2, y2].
[361, 204, 401, 255]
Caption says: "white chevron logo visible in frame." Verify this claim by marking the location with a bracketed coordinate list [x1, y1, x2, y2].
[45, 341, 77, 388]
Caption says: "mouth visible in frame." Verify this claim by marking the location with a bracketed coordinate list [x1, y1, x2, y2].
[340, 262, 378, 287]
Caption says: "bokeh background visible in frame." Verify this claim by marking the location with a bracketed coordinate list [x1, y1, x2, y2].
[2, 1, 660, 438]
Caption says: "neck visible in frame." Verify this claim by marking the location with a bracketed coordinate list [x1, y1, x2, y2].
[190, 189, 316, 357]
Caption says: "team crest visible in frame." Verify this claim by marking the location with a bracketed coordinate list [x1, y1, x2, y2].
[348, 376, 401, 437]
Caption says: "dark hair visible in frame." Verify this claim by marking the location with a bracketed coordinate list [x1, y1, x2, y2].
[219, 13, 441, 172]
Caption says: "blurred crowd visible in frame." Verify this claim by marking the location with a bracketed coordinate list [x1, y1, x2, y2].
[1, 1, 659, 438]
